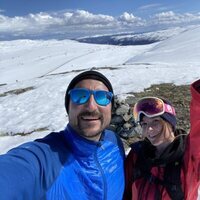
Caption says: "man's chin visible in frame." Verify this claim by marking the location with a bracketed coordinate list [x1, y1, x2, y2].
[80, 128, 102, 141]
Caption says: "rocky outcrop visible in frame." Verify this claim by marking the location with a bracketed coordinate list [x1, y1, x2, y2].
[109, 94, 141, 140]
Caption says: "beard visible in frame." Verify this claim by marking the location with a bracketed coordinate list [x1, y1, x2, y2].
[76, 111, 105, 140]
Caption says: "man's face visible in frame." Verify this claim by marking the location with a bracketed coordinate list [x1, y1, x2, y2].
[68, 79, 112, 141]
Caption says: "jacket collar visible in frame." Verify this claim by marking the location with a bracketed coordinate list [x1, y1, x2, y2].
[63, 124, 104, 157]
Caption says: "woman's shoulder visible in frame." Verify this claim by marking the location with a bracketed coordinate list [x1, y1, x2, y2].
[130, 140, 144, 153]
[174, 128, 188, 137]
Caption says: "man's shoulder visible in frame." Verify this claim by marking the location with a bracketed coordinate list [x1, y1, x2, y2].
[35, 131, 65, 145]
[103, 129, 125, 155]
[7, 131, 67, 156]
[35, 131, 70, 161]
[103, 129, 119, 141]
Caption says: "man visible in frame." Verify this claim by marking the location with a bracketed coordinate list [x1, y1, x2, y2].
[0, 70, 125, 200]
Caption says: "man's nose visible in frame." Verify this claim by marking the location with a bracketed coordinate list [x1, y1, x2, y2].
[85, 94, 98, 110]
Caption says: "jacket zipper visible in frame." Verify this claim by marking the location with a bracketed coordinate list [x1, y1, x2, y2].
[94, 143, 107, 200]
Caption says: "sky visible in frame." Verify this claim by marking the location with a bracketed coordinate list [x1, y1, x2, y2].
[0, 25, 200, 154]
[0, 0, 200, 39]
[1, 0, 200, 17]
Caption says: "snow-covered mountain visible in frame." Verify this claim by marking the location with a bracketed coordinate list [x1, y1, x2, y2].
[0, 25, 200, 154]
[126, 25, 200, 64]
[76, 27, 187, 45]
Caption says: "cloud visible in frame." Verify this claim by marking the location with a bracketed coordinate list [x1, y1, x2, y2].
[139, 4, 161, 10]
[118, 12, 145, 26]
[65, 10, 115, 25]
[0, 9, 200, 40]
[151, 11, 200, 25]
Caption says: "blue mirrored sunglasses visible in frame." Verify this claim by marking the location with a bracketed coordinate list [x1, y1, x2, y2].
[68, 88, 113, 106]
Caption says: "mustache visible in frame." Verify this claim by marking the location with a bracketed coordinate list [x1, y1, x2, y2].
[79, 111, 102, 118]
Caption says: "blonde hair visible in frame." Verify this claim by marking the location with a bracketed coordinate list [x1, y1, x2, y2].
[160, 119, 175, 142]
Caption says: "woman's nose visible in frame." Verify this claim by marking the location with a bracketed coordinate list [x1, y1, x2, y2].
[147, 125, 154, 131]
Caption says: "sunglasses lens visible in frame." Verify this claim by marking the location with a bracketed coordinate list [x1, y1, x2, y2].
[69, 89, 90, 104]
[94, 91, 113, 106]
[69, 89, 113, 106]
[134, 98, 164, 121]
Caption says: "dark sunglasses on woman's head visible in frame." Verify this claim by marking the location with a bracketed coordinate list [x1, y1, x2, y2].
[68, 88, 113, 106]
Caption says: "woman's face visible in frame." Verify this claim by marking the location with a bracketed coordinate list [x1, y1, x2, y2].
[140, 116, 173, 146]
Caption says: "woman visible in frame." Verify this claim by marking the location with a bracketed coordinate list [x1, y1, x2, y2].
[124, 79, 200, 200]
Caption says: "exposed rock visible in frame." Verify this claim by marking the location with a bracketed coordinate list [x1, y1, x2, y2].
[115, 104, 130, 115]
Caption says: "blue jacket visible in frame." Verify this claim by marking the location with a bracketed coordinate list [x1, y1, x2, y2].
[0, 124, 125, 200]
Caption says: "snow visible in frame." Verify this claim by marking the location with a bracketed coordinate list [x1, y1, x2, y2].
[126, 25, 200, 64]
[0, 26, 200, 154]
